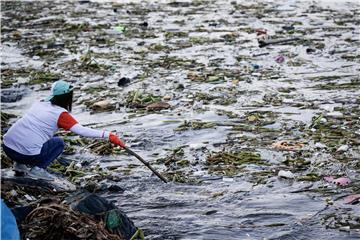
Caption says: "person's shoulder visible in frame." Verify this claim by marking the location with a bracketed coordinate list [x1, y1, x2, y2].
[33, 100, 51, 108]
[30, 100, 46, 109]
[35, 101, 68, 113]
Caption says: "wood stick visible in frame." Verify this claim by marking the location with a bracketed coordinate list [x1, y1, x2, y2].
[124, 147, 167, 183]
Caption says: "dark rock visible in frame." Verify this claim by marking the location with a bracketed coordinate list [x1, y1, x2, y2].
[306, 48, 316, 54]
[282, 25, 295, 31]
[118, 77, 131, 86]
[139, 22, 148, 28]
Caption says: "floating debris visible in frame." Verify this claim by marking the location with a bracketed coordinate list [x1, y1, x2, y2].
[278, 170, 295, 179]
[275, 55, 285, 64]
[207, 151, 263, 166]
[258, 37, 300, 48]
[114, 24, 126, 33]
[324, 176, 351, 186]
[125, 91, 161, 109]
[28, 71, 61, 85]
[146, 101, 171, 111]
[315, 142, 326, 149]
[344, 194, 360, 205]
[86, 140, 121, 155]
[206, 151, 264, 176]
[91, 100, 116, 112]
[175, 120, 216, 131]
[272, 141, 304, 151]
[117, 77, 131, 87]
[336, 145, 349, 153]
[297, 173, 320, 182]
[321, 208, 360, 231]
[21, 202, 124, 240]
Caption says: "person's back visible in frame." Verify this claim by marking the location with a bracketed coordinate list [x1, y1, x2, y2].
[4, 101, 66, 156]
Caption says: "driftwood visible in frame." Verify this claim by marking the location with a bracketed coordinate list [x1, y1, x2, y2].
[258, 37, 300, 48]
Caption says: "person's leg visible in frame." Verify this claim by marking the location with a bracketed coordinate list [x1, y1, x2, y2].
[2, 144, 38, 166]
[35, 137, 65, 169]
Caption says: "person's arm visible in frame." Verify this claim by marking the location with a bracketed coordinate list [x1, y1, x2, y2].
[70, 123, 109, 139]
[57, 112, 125, 147]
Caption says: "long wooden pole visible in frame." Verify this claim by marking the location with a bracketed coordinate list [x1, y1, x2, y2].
[124, 147, 167, 183]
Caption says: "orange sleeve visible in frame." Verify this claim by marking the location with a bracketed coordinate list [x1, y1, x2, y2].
[57, 112, 78, 130]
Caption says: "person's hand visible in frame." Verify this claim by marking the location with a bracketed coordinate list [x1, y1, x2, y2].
[109, 132, 125, 148]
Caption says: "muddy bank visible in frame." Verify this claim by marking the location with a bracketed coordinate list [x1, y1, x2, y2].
[1, 0, 359, 239]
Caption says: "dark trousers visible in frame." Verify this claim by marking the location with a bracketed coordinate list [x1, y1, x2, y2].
[2, 137, 64, 169]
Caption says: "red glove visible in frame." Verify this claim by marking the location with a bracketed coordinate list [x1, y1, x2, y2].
[109, 132, 125, 148]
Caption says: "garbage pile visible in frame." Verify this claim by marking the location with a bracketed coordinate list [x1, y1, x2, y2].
[13, 192, 141, 240]
[22, 203, 122, 240]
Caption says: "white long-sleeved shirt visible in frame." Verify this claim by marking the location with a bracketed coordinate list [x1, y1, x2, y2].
[3, 101, 109, 155]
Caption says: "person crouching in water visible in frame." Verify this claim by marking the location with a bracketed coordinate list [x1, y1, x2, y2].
[2, 80, 125, 181]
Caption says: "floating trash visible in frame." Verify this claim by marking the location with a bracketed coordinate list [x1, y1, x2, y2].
[278, 170, 295, 179]
[324, 176, 351, 186]
[344, 194, 360, 204]
[272, 141, 304, 151]
[146, 101, 171, 111]
[336, 145, 349, 152]
[251, 63, 260, 70]
[282, 25, 295, 31]
[255, 29, 267, 35]
[113, 24, 126, 33]
[275, 55, 285, 64]
[117, 77, 131, 87]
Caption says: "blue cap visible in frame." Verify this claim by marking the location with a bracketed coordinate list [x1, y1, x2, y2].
[46, 80, 73, 101]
